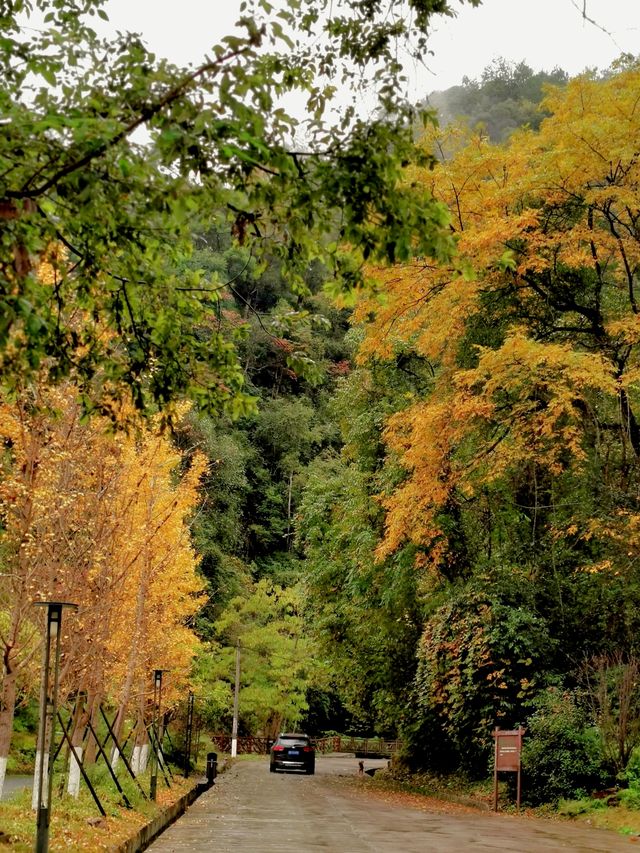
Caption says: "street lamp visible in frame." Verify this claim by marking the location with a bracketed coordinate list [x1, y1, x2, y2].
[149, 669, 167, 801]
[184, 692, 194, 778]
[33, 601, 77, 853]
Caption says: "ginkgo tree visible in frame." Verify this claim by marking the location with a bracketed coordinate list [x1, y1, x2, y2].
[0, 381, 206, 796]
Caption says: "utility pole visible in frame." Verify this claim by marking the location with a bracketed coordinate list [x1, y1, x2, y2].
[231, 640, 240, 758]
[184, 692, 194, 778]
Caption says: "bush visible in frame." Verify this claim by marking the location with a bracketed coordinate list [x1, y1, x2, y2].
[619, 782, 640, 810]
[413, 586, 555, 776]
[622, 748, 640, 785]
[558, 797, 607, 817]
[520, 688, 609, 806]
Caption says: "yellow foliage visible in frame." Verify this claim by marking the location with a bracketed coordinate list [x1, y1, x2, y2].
[356, 67, 640, 569]
[0, 381, 205, 714]
[378, 332, 616, 562]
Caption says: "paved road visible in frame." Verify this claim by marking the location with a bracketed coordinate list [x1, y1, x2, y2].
[148, 754, 634, 852]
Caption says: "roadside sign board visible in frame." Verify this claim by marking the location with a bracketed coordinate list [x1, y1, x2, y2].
[493, 727, 525, 811]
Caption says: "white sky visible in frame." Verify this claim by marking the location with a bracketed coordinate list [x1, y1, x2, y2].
[102, 0, 640, 97]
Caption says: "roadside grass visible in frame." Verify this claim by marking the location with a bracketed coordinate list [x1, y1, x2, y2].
[360, 768, 495, 810]
[6, 731, 36, 775]
[0, 771, 197, 852]
[558, 797, 640, 837]
[348, 770, 640, 837]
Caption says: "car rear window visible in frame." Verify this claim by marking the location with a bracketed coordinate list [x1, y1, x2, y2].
[279, 736, 309, 746]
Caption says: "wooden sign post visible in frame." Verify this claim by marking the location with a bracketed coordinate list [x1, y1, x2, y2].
[493, 727, 525, 811]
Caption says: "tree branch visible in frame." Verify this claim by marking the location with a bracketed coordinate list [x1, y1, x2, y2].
[7, 42, 259, 201]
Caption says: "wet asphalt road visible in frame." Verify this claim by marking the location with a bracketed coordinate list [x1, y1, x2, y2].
[147, 755, 635, 852]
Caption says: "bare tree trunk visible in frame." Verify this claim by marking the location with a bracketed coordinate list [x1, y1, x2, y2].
[112, 565, 149, 751]
[286, 471, 294, 549]
[0, 664, 18, 798]
[67, 695, 90, 797]
[32, 665, 51, 812]
[131, 702, 149, 775]
[83, 700, 101, 766]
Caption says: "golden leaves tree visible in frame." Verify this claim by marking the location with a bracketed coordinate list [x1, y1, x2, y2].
[356, 65, 640, 575]
[0, 382, 205, 795]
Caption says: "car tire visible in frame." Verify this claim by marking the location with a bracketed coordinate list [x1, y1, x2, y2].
[306, 767, 315, 775]
[270, 765, 276, 773]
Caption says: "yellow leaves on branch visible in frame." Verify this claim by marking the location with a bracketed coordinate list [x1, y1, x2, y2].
[359, 67, 640, 366]
[354, 265, 479, 367]
[377, 333, 616, 563]
[105, 432, 206, 707]
[356, 66, 640, 570]
[0, 381, 206, 710]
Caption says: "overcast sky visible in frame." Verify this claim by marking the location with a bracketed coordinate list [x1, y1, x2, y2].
[101, 0, 640, 97]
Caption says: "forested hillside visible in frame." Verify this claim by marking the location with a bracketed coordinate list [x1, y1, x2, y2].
[426, 58, 569, 142]
[299, 57, 640, 799]
[3, 0, 640, 822]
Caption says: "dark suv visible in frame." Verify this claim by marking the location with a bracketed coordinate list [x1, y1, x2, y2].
[269, 733, 315, 774]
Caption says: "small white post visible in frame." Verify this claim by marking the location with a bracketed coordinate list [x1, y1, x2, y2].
[231, 640, 240, 758]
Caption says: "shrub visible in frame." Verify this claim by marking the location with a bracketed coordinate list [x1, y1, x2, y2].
[520, 688, 609, 806]
[558, 797, 607, 817]
[413, 587, 554, 775]
[623, 748, 640, 784]
[619, 782, 640, 810]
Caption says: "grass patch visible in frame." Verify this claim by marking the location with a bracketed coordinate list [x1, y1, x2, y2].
[573, 804, 640, 837]
[0, 770, 197, 852]
[557, 797, 607, 817]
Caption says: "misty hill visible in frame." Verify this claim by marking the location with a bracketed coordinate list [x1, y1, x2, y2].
[425, 58, 569, 143]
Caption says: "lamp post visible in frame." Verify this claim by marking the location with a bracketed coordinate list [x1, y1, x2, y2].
[149, 669, 166, 801]
[184, 692, 194, 778]
[33, 601, 77, 853]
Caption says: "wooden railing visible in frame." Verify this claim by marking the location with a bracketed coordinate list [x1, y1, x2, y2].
[210, 735, 270, 754]
[313, 736, 402, 757]
[209, 734, 403, 756]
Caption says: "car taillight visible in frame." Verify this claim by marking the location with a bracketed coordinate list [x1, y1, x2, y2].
[303, 746, 314, 752]
[273, 745, 284, 751]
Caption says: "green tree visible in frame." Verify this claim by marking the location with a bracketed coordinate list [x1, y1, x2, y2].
[427, 58, 569, 143]
[205, 579, 318, 736]
[0, 0, 476, 418]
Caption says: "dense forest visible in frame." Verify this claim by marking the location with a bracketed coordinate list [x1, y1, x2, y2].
[184, 56, 640, 804]
[2, 0, 640, 814]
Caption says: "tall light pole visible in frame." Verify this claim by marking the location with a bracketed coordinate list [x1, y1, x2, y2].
[149, 669, 166, 801]
[184, 692, 194, 778]
[231, 640, 240, 758]
[33, 601, 77, 853]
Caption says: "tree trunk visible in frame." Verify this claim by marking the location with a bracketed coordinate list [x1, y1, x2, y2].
[32, 665, 51, 812]
[83, 700, 101, 766]
[0, 664, 18, 799]
[131, 705, 149, 774]
[620, 387, 640, 458]
[67, 695, 90, 797]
